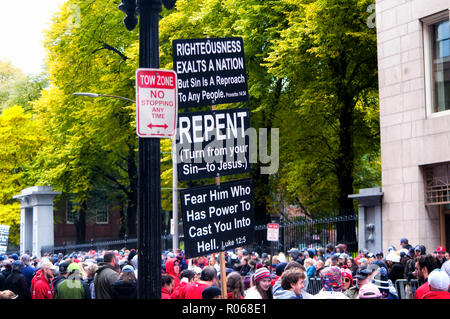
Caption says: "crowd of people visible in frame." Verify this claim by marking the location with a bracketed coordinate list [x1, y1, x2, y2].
[0, 237, 449, 299]
[0, 249, 138, 299]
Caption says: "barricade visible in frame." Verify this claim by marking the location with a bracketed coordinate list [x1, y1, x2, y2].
[395, 279, 420, 299]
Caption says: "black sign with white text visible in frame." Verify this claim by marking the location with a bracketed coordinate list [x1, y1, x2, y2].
[180, 179, 254, 258]
[176, 108, 250, 181]
[0, 225, 10, 254]
[172, 37, 249, 108]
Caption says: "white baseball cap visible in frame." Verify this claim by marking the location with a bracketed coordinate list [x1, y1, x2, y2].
[428, 269, 450, 291]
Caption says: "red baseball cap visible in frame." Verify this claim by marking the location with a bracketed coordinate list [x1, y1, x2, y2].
[435, 246, 446, 253]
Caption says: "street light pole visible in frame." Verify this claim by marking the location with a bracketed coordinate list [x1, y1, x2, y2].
[119, 0, 176, 299]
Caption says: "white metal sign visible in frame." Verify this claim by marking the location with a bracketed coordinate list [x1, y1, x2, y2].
[136, 68, 178, 138]
[267, 223, 279, 242]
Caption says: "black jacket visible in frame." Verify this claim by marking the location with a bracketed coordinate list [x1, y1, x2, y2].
[5, 270, 31, 299]
[0, 272, 5, 291]
[388, 263, 405, 284]
[110, 280, 137, 299]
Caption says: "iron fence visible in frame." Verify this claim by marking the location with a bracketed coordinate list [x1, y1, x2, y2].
[39, 214, 357, 256]
[248, 214, 358, 256]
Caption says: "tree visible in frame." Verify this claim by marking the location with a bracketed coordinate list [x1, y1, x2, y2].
[264, 0, 379, 243]
[0, 105, 43, 246]
[32, 0, 139, 241]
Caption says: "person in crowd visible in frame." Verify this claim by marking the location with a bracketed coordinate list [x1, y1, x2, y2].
[184, 266, 218, 299]
[421, 269, 450, 299]
[274, 268, 306, 299]
[358, 282, 382, 299]
[161, 274, 174, 299]
[31, 261, 57, 299]
[0, 266, 5, 291]
[83, 261, 98, 299]
[110, 265, 137, 299]
[314, 260, 325, 277]
[324, 244, 334, 260]
[20, 254, 35, 289]
[208, 256, 220, 273]
[288, 248, 302, 264]
[340, 268, 353, 293]
[317, 248, 326, 263]
[354, 248, 367, 266]
[273, 261, 312, 299]
[312, 266, 348, 299]
[304, 258, 316, 278]
[344, 266, 374, 299]
[1, 260, 12, 279]
[4, 260, 31, 299]
[54, 262, 91, 299]
[245, 267, 273, 299]
[171, 269, 195, 299]
[202, 285, 223, 299]
[400, 238, 413, 251]
[52, 261, 69, 295]
[337, 254, 348, 268]
[94, 250, 120, 299]
[434, 246, 447, 267]
[385, 251, 404, 284]
[165, 257, 181, 290]
[372, 266, 398, 299]
[414, 254, 440, 299]
[238, 257, 251, 277]
[346, 257, 358, 276]
[272, 262, 287, 286]
[442, 260, 450, 279]
[226, 271, 244, 299]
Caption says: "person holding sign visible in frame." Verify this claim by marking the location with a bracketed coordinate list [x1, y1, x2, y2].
[244, 267, 273, 299]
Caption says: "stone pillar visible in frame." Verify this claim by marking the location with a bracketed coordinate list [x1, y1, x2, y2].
[348, 187, 383, 254]
[13, 186, 61, 257]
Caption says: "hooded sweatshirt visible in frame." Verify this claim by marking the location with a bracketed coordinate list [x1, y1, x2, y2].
[31, 269, 54, 299]
[272, 277, 312, 299]
[165, 258, 181, 289]
[422, 290, 450, 299]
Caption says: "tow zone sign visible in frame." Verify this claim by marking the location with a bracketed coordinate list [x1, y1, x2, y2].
[136, 68, 178, 138]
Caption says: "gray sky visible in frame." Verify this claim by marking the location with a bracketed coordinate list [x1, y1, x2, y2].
[0, 0, 67, 75]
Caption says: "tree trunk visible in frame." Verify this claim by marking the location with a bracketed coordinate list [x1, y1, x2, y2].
[335, 93, 356, 246]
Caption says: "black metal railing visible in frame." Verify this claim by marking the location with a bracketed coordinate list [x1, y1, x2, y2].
[248, 214, 358, 256]
[40, 214, 357, 256]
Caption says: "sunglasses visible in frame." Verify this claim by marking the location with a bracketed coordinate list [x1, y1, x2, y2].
[343, 278, 351, 283]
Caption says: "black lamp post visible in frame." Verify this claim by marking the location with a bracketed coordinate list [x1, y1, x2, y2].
[118, 0, 176, 299]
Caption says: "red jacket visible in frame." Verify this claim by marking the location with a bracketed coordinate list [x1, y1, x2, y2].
[422, 290, 450, 299]
[414, 282, 430, 299]
[31, 269, 54, 299]
[184, 282, 211, 299]
[161, 287, 172, 299]
[165, 258, 180, 290]
[171, 281, 188, 299]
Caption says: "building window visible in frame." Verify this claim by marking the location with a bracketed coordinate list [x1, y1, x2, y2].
[66, 201, 77, 224]
[96, 208, 109, 224]
[423, 11, 450, 116]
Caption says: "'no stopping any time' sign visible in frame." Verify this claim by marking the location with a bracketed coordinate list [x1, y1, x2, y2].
[136, 68, 178, 138]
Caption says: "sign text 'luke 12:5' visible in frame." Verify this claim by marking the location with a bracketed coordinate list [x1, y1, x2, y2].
[180, 179, 254, 258]
[135, 68, 178, 138]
